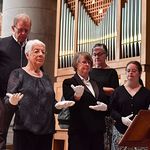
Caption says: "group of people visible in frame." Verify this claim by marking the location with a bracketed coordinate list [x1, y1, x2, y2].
[63, 47, 150, 150]
[0, 13, 74, 150]
[0, 13, 150, 150]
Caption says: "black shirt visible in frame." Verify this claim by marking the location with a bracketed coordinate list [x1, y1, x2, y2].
[90, 68, 119, 88]
[4, 68, 57, 134]
[110, 85, 150, 134]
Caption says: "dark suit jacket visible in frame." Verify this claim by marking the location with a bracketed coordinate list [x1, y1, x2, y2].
[0, 36, 27, 149]
[63, 73, 108, 135]
[0, 36, 27, 99]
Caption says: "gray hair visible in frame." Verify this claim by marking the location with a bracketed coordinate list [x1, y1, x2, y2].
[13, 13, 32, 26]
[25, 39, 45, 54]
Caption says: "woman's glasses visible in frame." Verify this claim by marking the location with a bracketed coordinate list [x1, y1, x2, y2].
[92, 52, 105, 57]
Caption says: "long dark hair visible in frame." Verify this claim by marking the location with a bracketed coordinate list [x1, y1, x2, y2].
[126, 61, 143, 86]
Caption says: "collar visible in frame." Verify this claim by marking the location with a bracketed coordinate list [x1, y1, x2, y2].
[78, 74, 90, 83]
[94, 64, 110, 69]
[12, 35, 27, 47]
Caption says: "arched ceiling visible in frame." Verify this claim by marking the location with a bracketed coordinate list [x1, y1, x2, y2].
[66, 0, 127, 25]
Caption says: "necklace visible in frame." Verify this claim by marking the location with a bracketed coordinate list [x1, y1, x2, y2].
[23, 67, 43, 77]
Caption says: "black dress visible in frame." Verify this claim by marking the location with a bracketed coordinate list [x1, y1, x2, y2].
[5, 68, 57, 134]
[4, 68, 57, 150]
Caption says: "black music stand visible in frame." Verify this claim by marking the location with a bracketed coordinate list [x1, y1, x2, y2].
[119, 110, 150, 150]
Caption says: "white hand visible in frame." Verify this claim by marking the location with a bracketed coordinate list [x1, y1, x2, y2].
[71, 84, 84, 98]
[55, 101, 75, 109]
[89, 101, 107, 111]
[121, 114, 133, 127]
[6, 93, 24, 105]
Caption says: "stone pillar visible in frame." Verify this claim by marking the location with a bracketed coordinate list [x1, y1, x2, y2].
[2, 0, 57, 82]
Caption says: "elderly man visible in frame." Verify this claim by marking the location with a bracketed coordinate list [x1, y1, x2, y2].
[0, 13, 32, 149]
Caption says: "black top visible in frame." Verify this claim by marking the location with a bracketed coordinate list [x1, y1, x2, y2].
[4, 68, 57, 135]
[63, 73, 108, 134]
[0, 36, 27, 99]
[90, 68, 119, 88]
[110, 85, 150, 134]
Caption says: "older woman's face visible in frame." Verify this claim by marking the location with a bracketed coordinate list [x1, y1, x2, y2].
[92, 47, 106, 67]
[76, 55, 91, 78]
[126, 63, 141, 83]
[27, 44, 46, 68]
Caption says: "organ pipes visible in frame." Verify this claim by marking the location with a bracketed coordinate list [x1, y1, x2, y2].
[59, 0, 74, 68]
[77, 0, 117, 61]
[121, 0, 141, 58]
[57, 0, 142, 69]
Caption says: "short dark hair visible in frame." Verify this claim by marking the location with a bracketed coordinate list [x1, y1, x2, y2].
[92, 43, 108, 55]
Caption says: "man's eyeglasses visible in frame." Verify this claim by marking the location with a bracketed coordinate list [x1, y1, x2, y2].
[14, 26, 29, 34]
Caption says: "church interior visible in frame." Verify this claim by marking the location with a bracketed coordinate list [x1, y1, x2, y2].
[1, 0, 150, 149]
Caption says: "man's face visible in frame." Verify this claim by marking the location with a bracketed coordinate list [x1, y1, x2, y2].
[12, 19, 31, 43]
